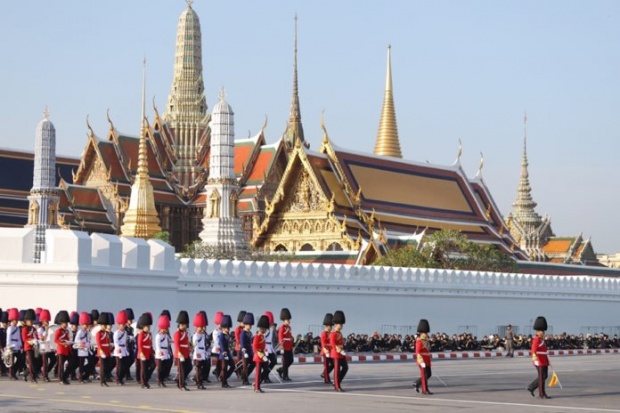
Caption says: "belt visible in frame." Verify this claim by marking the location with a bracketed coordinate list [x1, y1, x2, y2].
[197, 347, 205, 350]
[180, 344, 188, 347]
[143, 346, 151, 349]
[117, 345, 125, 347]
[100, 344, 110, 347]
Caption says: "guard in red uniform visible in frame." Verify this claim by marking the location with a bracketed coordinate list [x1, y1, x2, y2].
[330, 310, 347, 392]
[234, 310, 246, 374]
[21, 309, 37, 383]
[137, 313, 154, 389]
[96, 313, 113, 387]
[415, 319, 432, 395]
[320, 313, 334, 384]
[54, 310, 72, 385]
[174, 310, 192, 391]
[277, 308, 294, 381]
[527, 316, 551, 399]
[253, 315, 270, 393]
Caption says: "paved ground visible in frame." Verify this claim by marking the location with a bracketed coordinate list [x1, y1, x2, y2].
[1, 354, 619, 412]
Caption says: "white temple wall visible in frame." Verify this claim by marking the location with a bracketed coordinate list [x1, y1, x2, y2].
[1, 229, 619, 337]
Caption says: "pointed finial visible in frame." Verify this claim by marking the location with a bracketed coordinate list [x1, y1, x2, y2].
[186, 0, 194, 7]
[218, 87, 226, 101]
[261, 115, 269, 131]
[43, 106, 50, 120]
[453, 138, 463, 165]
[86, 114, 94, 136]
[321, 109, 329, 145]
[476, 151, 484, 177]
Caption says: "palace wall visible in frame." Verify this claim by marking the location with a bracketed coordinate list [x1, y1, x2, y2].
[1, 228, 619, 337]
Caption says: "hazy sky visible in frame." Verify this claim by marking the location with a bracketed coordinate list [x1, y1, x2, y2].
[1, 1, 619, 253]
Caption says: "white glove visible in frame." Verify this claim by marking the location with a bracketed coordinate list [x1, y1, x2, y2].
[262, 356, 268, 362]
[243, 353, 249, 359]
[340, 350, 346, 356]
[100, 354, 106, 359]
[180, 356, 185, 362]
[420, 363, 426, 368]
[534, 360, 539, 367]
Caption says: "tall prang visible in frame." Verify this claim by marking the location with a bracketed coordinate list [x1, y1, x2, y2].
[506, 115, 553, 260]
[120, 61, 162, 239]
[199, 90, 248, 255]
[163, 0, 210, 194]
[26, 108, 60, 263]
[283, 15, 308, 152]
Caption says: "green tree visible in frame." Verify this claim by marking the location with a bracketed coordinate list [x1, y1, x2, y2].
[180, 240, 295, 262]
[374, 229, 516, 272]
[151, 231, 171, 245]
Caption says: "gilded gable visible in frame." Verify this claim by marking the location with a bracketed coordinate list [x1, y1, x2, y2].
[83, 156, 109, 187]
[281, 168, 327, 214]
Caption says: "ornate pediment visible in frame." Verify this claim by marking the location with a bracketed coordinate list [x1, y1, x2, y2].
[83, 156, 110, 187]
[281, 168, 327, 214]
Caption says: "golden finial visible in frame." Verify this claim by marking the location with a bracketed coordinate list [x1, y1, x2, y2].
[43, 106, 50, 120]
[321, 109, 329, 145]
[485, 204, 492, 220]
[86, 114, 94, 137]
[374, 44, 402, 158]
[106, 108, 115, 131]
[499, 224, 504, 236]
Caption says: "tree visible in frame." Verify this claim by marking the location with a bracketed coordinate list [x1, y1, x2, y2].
[180, 240, 295, 262]
[374, 229, 516, 272]
[151, 231, 171, 245]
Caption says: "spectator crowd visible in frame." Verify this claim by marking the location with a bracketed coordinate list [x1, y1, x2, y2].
[286, 331, 620, 354]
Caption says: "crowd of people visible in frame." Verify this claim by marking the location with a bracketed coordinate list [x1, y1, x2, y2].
[289, 331, 620, 354]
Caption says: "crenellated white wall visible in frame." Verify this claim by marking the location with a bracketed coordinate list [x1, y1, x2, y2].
[1, 228, 620, 336]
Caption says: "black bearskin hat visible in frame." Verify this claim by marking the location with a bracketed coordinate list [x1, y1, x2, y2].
[237, 310, 247, 323]
[323, 313, 333, 326]
[257, 315, 270, 329]
[176, 310, 190, 325]
[333, 310, 346, 325]
[280, 308, 292, 321]
[533, 316, 548, 331]
[56, 310, 70, 324]
[417, 319, 430, 334]
[24, 309, 36, 321]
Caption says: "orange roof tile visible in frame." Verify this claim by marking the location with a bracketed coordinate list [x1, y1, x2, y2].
[247, 149, 275, 183]
[234, 143, 255, 176]
[542, 238, 574, 254]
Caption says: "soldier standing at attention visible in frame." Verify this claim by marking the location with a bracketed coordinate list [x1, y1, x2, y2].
[527, 316, 551, 399]
[330, 310, 348, 392]
[415, 319, 433, 395]
[174, 310, 192, 391]
[505, 324, 515, 358]
[277, 308, 294, 381]
[253, 315, 270, 393]
[320, 313, 334, 384]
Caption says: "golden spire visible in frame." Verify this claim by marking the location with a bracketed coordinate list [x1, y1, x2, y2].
[374, 45, 402, 158]
[284, 14, 307, 150]
[120, 58, 162, 239]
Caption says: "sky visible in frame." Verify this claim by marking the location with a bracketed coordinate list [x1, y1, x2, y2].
[1, 0, 619, 253]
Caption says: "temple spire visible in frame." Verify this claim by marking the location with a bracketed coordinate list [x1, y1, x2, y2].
[374, 45, 402, 158]
[120, 60, 162, 239]
[283, 14, 307, 151]
[510, 113, 542, 230]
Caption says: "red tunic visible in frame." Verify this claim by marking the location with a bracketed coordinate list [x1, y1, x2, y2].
[320, 330, 331, 357]
[330, 331, 345, 359]
[234, 325, 243, 353]
[278, 324, 293, 351]
[531, 336, 549, 366]
[252, 333, 265, 363]
[54, 327, 71, 356]
[415, 336, 431, 366]
[174, 330, 190, 359]
[22, 326, 36, 352]
[137, 331, 153, 360]
[96, 330, 112, 357]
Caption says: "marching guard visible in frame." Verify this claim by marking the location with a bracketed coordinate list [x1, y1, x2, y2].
[527, 316, 551, 399]
[239, 312, 255, 385]
[6, 308, 24, 381]
[37, 309, 55, 382]
[261, 311, 276, 383]
[320, 313, 334, 384]
[54, 310, 72, 385]
[330, 310, 348, 392]
[210, 311, 224, 380]
[234, 310, 247, 375]
[174, 310, 192, 391]
[218, 314, 235, 388]
[253, 315, 270, 393]
[74, 312, 93, 383]
[137, 313, 155, 389]
[191, 312, 208, 389]
[124, 308, 136, 382]
[415, 319, 433, 395]
[277, 308, 294, 381]
[113, 310, 130, 385]
[155, 313, 172, 387]
[96, 312, 113, 387]
[21, 309, 37, 383]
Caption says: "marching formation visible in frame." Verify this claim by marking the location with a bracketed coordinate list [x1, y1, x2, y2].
[0, 306, 350, 393]
[0, 307, 555, 398]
